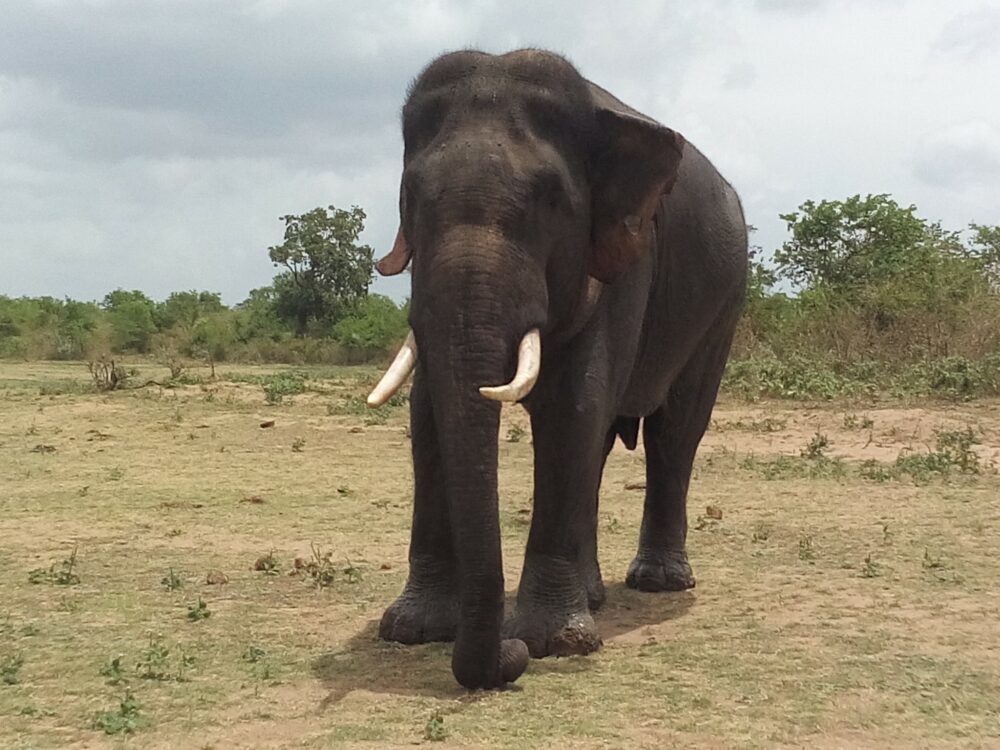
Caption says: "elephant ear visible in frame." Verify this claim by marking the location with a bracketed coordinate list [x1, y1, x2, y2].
[375, 227, 412, 276]
[587, 83, 685, 283]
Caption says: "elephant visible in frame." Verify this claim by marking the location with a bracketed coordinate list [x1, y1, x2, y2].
[366, 49, 748, 690]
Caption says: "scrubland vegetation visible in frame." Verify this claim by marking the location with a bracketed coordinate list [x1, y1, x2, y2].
[4, 196, 999, 404]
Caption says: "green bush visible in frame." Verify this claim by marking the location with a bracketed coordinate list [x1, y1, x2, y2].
[332, 294, 408, 361]
[722, 356, 876, 400]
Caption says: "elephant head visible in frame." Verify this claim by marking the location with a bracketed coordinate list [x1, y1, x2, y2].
[368, 49, 684, 689]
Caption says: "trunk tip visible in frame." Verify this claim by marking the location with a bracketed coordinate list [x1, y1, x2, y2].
[500, 638, 530, 684]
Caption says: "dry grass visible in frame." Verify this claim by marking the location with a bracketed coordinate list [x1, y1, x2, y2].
[1, 361, 998, 749]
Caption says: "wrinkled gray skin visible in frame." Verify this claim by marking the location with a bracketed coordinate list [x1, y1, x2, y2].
[375, 49, 747, 689]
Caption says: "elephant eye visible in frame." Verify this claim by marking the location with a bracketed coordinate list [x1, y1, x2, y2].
[533, 170, 566, 212]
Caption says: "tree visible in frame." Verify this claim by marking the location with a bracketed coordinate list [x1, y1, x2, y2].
[739, 226, 794, 350]
[774, 194, 929, 294]
[56, 299, 101, 359]
[769, 195, 997, 358]
[969, 223, 1000, 289]
[234, 286, 287, 343]
[155, 291, 225, 332]
[189, 312, 234, 373]
[102, 289, 156, 353]
[267, 205, 375, 335]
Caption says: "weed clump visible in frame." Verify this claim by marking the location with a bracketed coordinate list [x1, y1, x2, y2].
[740, 453, 846, 480]
[424, 712, 447, 741]
[99, 657, 126, 685]
[161, 568, 184, 591]
[859, 459, 896, 483]
[93, 691, 146, 735]
[226, 370, 309, 403]
[292, 544, 363, 588]
[327, 392, 406, 425]
[186, 598, 211, 622]
[713, 416, 787, 432]
[801, 432, 830, 459]
[860, 553, 881, 578]
[506, 424, 527, 443]
[895, 428, 982, 482]
[263, 372, 307, 404]
[1, 653, 24, 685]
[27, 545, 81, 586]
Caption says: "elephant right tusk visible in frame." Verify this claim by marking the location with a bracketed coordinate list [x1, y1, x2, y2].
[367, 331, 417, 408]
[479, 329, 541, 403]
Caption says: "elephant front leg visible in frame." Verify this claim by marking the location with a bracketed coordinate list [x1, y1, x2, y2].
[379, 369, 459, 644]
[578, 426, 617, 611]
[503, 408, 607, 658]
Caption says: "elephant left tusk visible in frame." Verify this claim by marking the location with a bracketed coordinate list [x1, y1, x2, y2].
[479, 329, 541, 403]
[367, 331, 417, 408]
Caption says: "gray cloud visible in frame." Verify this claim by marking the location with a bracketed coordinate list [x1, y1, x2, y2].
[1, 0, 999, 305]
[914, 120, 1000, 186]
[724, 62, 757, 90]
[933, 6, 1000, 58]
[753, 0, 827, 13]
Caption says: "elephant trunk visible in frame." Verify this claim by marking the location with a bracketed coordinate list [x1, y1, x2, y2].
[422, 315, 529, 688]
[411, 238, 543, 688]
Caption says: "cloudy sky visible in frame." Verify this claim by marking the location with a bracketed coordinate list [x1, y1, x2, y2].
[2, 0, 998, 305]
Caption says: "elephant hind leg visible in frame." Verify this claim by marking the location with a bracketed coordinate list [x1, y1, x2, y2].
[626, 321, 737, 592]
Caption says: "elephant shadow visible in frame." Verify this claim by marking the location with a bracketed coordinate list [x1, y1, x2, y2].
[593, 582, 695, 641]
[311, 582, 694, 706]
[312, 621, 466, 709]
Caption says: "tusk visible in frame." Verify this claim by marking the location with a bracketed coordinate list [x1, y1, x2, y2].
[479, 329, 541, 402]
[367, 331, 417, 408]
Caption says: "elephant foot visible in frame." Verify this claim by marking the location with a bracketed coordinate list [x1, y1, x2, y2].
[508, 555, 602, 657]
[379, 578, 458, 644]
[503, 607, 601, 658]
[626, 550, 696, 592]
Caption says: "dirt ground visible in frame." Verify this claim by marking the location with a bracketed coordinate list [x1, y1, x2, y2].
[1, 361, 998, 749]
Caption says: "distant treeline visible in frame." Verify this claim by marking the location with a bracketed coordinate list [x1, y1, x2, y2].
[0, 288, 408, 365]
[2, 195, 999, 398]
[1, 204, 408, 365]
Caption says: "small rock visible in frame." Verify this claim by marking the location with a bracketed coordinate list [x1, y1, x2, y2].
[624, 480, 646, 491]
[205, 570, 229, 585]
[705, 505, 723, 520]
[240, 495, 265, 504]
[349, 426, 364, 434]
[260, 420, 276, 429]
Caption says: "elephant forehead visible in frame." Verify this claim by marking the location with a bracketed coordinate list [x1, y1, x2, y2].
[410, 137, 541, 193]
